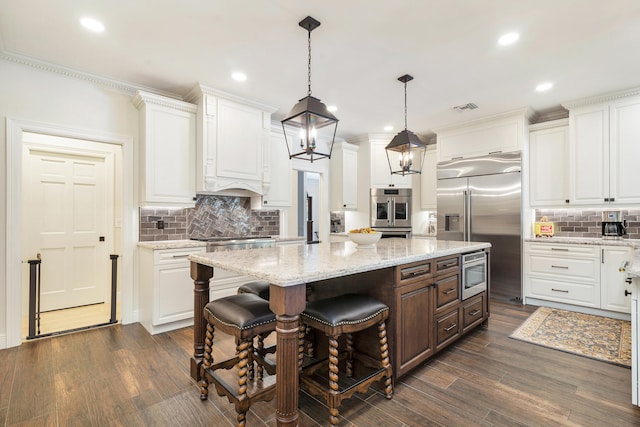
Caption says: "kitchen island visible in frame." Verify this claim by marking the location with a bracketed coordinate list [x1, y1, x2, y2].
[189, 238, 491, 427]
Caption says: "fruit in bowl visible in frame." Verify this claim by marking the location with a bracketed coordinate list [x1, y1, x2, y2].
[348, 228, 381, 247]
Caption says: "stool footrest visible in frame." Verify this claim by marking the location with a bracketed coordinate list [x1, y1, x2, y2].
[300, 364, 390, 403]
[202, 366, 277, 407]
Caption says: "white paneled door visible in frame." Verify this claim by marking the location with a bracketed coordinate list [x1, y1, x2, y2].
[23, 134, 113, 312]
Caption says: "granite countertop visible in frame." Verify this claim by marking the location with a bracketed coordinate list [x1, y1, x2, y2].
[524, 236, 640, 248]
[629, 248, 640, 278]
[189, 238, 491, 287]
[138, 240, 207, 250]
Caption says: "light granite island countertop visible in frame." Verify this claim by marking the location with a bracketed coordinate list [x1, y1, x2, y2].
[188, 238, 491, 426]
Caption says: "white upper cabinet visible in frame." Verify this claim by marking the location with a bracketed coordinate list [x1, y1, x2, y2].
[133, 91, 197, 207]
[420, 147, 437, 210]
[370, 138, 412, 188]
[330, 141, 359, 210]
[263, 125, 293, 207]
[567, 94, 640, 205]
[528, 120, 570, 207]
[435, 108, 532, 163]
[186, 84, 277, 195]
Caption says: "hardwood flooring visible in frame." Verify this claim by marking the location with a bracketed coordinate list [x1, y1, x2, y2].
[2, 301, 640, 426]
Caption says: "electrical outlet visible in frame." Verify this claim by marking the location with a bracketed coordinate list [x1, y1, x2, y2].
[157, 220, 165, 230]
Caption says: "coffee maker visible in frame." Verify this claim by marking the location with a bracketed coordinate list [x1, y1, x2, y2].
[601, 210, 627, 239]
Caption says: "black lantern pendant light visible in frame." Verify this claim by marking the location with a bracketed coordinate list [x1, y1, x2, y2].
[281, 16, 338, 162]
[385, 74, 426, 175]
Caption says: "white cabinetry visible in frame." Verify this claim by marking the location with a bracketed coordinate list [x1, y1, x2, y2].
[420, 148, 437, 210]
[524, 242, 633, 314]
[263, 126, 292, 207]
[528, 120, 570, 206]
[370, 137, 411, 188]
[186, 84, 277, 195]
[210, 267, 256, 301]
[435, 108, 531, 163]
[133, 91, 197, 207]
[139, 246, 205, 334]
[567, 95, 640, 205]
[601, 245, 633, 313]
[330, 142, 359, 210]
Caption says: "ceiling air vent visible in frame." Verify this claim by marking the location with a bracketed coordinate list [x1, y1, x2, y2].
[453, 103, 478, 112]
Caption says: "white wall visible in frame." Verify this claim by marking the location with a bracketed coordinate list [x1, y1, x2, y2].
[0, 58, 139, 347]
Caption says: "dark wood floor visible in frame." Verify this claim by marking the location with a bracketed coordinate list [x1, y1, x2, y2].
[2, 301, 639, 426]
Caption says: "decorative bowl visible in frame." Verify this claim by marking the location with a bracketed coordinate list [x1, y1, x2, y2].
[348, 232, 381, 248]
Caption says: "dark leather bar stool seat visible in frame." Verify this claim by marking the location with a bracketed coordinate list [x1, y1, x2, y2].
[237, 280, 270, 300]
[299, 293, 393, 427]
[199, 293, 276, 427]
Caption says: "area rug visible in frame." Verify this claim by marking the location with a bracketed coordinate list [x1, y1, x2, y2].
[510, 306, 631, 368]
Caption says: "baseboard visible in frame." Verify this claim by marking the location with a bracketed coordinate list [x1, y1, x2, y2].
[0, 333, 7, 349]
[524, 297, 631, 321]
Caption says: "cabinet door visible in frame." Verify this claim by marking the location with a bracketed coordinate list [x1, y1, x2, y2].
[569, 104, 609, 205]
[529, 124, 569, 206]
[216, 99, 264, 182]
[371, 140, 411, 188]
[263, 130, 292, 207]
[342, 148, 358, 209]
[135, 92, 197, 206]
[156, 263, 194, 324]
[601, 246, 632, 313]
[610, 97, 640, 204]
[395, 282, 433, 376]
[420, 149, 437, 209]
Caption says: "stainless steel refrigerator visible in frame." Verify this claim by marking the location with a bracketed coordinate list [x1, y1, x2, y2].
[437, 152, 521, 303]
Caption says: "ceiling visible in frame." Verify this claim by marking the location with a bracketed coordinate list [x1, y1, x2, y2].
[1, 0, 640, 141]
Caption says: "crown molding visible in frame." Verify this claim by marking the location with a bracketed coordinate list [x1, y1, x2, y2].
[562, 86, 640, 109]
[132, 90, 197, 113]
[186, 83, 278, 113]
[0, 50, 181, 99]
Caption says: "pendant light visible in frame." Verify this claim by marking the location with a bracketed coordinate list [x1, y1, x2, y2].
[281, 16, 338, 163]
[385, 74, 426, 175]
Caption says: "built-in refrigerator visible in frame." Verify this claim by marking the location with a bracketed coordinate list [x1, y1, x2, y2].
[437, 152, 522, 302]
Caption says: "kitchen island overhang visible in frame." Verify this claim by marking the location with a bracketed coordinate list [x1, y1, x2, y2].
[188, 238, 491, 427]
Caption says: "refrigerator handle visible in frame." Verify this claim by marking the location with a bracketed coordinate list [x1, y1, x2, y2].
[463, 190, 468, 241]
[388, 200, 392, 225]
[467, 190, 472, 242]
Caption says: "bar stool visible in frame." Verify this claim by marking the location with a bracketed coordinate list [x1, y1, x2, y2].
[199, 293, 276, 427]
[299, 293, 393, 427]
[237, 280, 270, 300]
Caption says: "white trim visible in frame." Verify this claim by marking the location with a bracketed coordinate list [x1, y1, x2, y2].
[0, 334, 5, 349]
[5, 118, 135, 348]
[524, 297, 631, 321]
[562, 86, 640, 110]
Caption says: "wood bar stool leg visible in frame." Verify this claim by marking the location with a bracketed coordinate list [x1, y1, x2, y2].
[199, 322, 214, 400]
[346, 333, 354, 377]
[236, 339, 251, 427]
[328, 334, 341, 427]
[379, 320, 393, 399]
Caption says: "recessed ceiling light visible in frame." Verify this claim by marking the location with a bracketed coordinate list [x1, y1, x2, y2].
[80, 17, 105, 33]
[498, 32, 519, 46]
[384, 125, 393, 131]
[536, 82, 553, 92]
[327, 105, 337, 112]
[231, 72, 247, 82]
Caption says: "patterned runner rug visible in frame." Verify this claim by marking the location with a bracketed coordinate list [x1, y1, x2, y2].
[510, 306, 631, 367]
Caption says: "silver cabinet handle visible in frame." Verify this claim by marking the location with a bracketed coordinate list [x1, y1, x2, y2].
[443, 288, 456, 295]
[443, 323, 457, 332]
[551, 265, 569, 269]
[172, 254, 190, 259]
[469, 309, 481, 316]
[551, 248, 569, 251]
[551, 288, 569, 293]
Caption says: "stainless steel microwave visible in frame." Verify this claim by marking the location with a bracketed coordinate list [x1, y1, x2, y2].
[370, 188, 412, 228]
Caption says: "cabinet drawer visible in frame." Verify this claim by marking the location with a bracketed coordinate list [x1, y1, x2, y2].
[528, 255, 599, 284]
[155, 247, 205, 265]
[526, 242, 598, 258]
[435, 274, 459, 309]
[397, 260, 433, 286]
[462, 294, 485, 331]
[435, 307, 460, 348]
[435, 256, 459, 275]
[528, 276, 600, 307]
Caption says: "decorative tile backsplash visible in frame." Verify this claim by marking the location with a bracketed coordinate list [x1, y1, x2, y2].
[535, 208, 640, 240]
[139, 195, 280, 241]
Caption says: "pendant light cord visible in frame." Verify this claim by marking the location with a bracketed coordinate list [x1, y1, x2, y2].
[307, 30, 312, 96]
[404, 80, 408, 131]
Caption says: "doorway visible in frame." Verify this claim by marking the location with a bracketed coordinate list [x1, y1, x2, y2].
[21, 132, 119, 339]
[297, 171, 320, 242]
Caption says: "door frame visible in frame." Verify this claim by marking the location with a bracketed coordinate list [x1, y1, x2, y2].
[6, 118, 135, 348]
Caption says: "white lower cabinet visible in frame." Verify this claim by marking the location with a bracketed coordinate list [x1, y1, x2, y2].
[524, 242, 632, 314]
[139, 246, 206, 334]
[210, 267, 256, 301]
